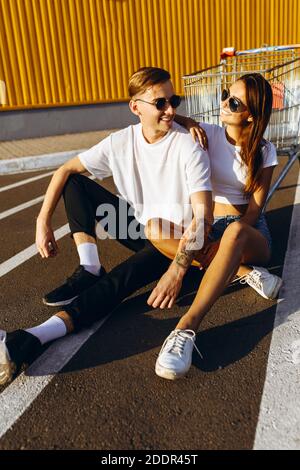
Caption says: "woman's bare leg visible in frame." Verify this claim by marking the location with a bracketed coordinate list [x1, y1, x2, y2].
[145, 219, 256, 275]
[175, 221, 271, 332]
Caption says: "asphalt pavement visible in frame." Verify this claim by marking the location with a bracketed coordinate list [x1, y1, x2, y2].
[0, 156, 298, 450]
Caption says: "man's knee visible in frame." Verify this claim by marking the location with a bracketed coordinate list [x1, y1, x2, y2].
[63, 173, 85, 189]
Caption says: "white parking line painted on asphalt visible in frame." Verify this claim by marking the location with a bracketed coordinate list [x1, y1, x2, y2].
[254, 169, 300, 450]
[0, 171, 54, 193]
[0, 174, 96, 221]
[0, 218, 110, 277]
[0, 224, 70, 277]
[0, 173, 112, 438]
[0, 176, 98, 274]
[0, 175, 101, 278]
[0, 315, 110, 440]
[0, 195, 44, 221]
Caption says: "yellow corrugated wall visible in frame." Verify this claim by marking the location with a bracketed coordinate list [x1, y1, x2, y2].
[0, 0, 300, 110]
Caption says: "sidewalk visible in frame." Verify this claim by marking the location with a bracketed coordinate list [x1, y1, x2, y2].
[0, 129, 118, 160]
[0, 129, 119, 174]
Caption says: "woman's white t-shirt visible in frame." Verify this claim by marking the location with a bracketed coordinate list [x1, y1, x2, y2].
[78, 122, 211, 228]
[200, 123, 278, 205]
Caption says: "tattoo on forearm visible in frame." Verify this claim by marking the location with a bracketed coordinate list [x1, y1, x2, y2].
[175, 250, 194, 269]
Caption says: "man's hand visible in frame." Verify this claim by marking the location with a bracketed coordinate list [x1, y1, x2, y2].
[147, 263, 185, 309]
[36, 217, 59, 258]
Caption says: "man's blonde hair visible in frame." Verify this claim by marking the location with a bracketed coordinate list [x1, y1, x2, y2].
[128, 67, 171, 98]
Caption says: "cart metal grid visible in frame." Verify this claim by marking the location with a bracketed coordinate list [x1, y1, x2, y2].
[182, 45, 300, 206]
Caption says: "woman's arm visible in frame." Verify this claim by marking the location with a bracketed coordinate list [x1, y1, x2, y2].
[239, 166, 275, 226]
[174, 114, 208, 149]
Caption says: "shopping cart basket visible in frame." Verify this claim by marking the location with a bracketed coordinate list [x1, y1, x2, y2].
[182, 45, 300, 207]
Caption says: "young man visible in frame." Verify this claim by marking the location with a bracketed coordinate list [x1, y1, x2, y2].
[0, 67, 212, 385]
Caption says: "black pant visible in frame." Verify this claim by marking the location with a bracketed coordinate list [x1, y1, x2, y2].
[62, 174, 171, 331]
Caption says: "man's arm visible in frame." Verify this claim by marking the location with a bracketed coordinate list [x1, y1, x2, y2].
[147, 191, 213, 309]
[173, 191, 213, 272]
[36, 156, 87, 258]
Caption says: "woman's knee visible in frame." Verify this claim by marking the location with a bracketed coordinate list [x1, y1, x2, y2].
[221, 221, 249, 246]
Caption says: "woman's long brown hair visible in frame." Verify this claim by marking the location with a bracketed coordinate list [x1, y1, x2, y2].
[238, 73, 273, 195]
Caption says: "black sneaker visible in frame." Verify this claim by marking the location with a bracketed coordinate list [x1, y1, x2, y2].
[0, 329, 42, 385]
[43, 265, 106, 307]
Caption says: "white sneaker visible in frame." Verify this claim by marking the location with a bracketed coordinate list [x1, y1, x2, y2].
[239, 266, 283, 300]
[155, 329, 202, 380]
[0, 330, 14, 386]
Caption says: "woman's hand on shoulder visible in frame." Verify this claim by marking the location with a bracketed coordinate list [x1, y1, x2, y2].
[187, 118, 208, 150]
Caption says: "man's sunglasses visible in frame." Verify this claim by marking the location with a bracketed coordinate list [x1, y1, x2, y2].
[134, 94, 181, 111]
[221, 89, 247, 113]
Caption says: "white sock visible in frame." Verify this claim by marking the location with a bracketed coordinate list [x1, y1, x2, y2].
[77, 242, 101, 276]
[25, 316, 67, 345]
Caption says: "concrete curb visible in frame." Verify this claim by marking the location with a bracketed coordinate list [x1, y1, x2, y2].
[0, 149, 86, 174]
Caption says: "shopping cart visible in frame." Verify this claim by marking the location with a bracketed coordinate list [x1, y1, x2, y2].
[182, 45, 300, 208]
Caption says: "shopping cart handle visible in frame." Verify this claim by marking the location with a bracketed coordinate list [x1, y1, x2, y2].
[220, 47, 236, 59]
[221, 44, 300, 60]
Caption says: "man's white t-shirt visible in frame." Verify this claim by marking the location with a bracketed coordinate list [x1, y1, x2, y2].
[78, 122, 211, 228]
[200, 123, 278, 205]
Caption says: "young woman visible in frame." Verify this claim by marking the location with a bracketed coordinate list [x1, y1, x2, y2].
[147, 73, 283, 380]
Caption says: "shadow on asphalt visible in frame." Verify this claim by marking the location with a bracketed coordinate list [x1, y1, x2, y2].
[56, 285, 276, 374]
[25, 204, 292, 378]
[54, 293, 276, 376]
[193, 307, 275, 372]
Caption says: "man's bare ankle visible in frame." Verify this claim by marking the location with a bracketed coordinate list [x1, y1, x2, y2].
[73, 232, 96, 246]
[55, 312, 74, 333]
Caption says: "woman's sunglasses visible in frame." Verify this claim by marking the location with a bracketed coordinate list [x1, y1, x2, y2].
[221, 89, 247, 113]
[134, 94, 181, 111]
